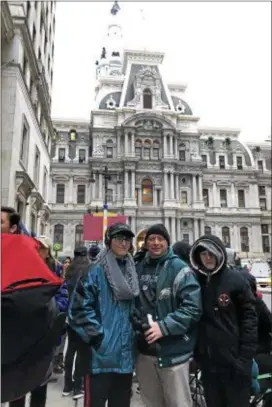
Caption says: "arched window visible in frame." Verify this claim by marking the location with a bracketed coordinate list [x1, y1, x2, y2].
[153, 140, 160, 159]
[75, 224, 84, 248]
[179, 142, 186, 161]
[222, 226, 231, 248]
[54, 224, 64, 247]
[240, 227, 249, 252]
[143, 88, 152, 109]
[143, 140, 151, 159]
[204, 226, 212, 236]
[142, 178, 153, 205]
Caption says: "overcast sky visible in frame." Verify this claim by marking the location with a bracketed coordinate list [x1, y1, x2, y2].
[51, 1, 271, 142]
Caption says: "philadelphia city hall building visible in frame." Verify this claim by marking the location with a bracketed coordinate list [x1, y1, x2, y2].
[50, 2, 271, 258]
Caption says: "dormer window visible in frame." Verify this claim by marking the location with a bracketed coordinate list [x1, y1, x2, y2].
[236, 156, 243, 170]
[58, 148, 65, 162]
[257, 160, 264, 172]
[143, 88, 152, 109]
[219, 155, 225, 169]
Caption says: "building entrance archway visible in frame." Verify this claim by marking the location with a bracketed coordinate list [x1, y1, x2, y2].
[136, 229, 147, 250]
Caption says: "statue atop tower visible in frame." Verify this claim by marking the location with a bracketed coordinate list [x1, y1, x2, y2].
[96, 1, 123, 79]
[110, 1, 120, 16]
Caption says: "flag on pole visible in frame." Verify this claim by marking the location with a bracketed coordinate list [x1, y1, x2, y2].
[111, 1, 120, 16]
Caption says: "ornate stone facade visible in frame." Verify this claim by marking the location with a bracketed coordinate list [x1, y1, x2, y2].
[49, 7, 271, 258]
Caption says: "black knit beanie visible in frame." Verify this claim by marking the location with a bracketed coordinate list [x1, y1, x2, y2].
[145, 224, 170, 246]
[172, 241, 191, 264]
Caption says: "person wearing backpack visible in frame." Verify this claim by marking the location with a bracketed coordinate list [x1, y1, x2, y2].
[2, 233, 66, 405]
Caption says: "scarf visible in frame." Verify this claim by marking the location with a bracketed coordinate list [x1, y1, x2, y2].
[97, 248, 139, 301]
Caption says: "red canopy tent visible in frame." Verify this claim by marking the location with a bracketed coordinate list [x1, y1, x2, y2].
[83, 214, 128, 241]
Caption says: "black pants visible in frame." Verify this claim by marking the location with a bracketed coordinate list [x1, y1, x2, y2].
[201, 371, 251, 407]
[64, 326, 82, 389]
[84, 373, 133, 407]
[9, 385, 47, 407]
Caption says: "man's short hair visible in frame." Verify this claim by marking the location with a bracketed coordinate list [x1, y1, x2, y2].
[1, 206, 21, 232]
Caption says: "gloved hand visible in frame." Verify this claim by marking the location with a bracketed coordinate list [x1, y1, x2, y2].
[131, 308, 150, 334]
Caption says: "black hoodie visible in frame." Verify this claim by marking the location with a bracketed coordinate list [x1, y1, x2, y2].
[190, 235, 257, 376]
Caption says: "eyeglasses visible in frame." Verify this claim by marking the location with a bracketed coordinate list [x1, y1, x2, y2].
[113, 235, 131, 244]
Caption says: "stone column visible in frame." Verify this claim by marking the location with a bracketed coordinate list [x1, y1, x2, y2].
[169, 135, 173, 157]
[177, 218, 181, 241]
[200, 219, 205, 236]
[194, 218, 199, 240]
[198, 176, 203, 201]
[131, 171, 135, 198]
[175, 136, 179, 159]
[175, 175, 179, 201]
[131, 216, 136, 234]
[249, 183, 259, 208]
[171, 217, 176, 243]
[138, 187, 142, 206]
[163, 135, 167, 158]
[99, 174, 103, 200]
[170, 173, 175, 199]
[131, 133, 135, 156]
[192, 175, 197, 202]
[164, 216, 170, 232]
[116, 182, 122, 203]
[124, 171, 129, 199]
[212, 181, 218, 207]
[164, 173, 168, 199]
[69, 176, 73, 203]
[124, 133, 128, 156]
[231, 183, 236, 207]
[117, 134, 121, 158]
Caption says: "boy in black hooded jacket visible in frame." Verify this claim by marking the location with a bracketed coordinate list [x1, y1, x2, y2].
[189, 235, 257, 407]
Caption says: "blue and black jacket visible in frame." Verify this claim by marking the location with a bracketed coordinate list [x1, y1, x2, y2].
[68, 260, 135, 374]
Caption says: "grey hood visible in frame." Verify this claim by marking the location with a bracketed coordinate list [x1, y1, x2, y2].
[189, 235, 227, 277]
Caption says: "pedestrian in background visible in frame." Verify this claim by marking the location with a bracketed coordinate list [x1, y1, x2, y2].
[63, 247, 90, 399]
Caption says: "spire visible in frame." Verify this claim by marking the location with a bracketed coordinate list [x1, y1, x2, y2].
[110, 1, 120, 16]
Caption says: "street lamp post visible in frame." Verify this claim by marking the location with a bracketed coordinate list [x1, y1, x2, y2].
[90, 166, 122, 245]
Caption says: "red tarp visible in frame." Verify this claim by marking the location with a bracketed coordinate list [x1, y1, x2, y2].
[1, 234, 62, 292]
[83, 214, 128, 241]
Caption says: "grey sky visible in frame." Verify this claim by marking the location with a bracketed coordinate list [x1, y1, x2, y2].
[51, 1, 271, 142]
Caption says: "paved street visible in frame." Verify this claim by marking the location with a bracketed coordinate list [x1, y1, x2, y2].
[47, 375, 144, 407]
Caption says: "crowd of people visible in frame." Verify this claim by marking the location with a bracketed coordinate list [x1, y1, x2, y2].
[1, 205, 272, 407]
